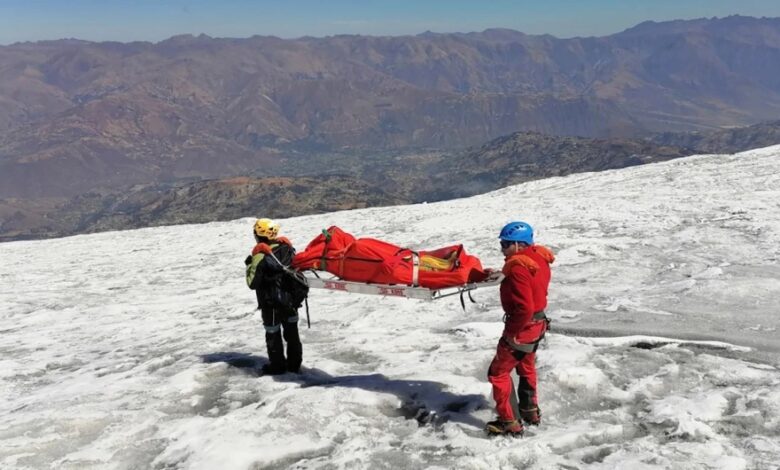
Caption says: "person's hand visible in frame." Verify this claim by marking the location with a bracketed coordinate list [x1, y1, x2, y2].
[481, 267, 499, 281]
[244, 255, 253, 266]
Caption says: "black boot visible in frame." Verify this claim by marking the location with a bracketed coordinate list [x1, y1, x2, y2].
[261, 362, 287, 375]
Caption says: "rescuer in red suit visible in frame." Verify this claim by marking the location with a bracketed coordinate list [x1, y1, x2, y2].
[486, 221, 555, 437]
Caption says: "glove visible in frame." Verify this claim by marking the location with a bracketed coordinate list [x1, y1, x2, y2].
[244, 255, 253, 266]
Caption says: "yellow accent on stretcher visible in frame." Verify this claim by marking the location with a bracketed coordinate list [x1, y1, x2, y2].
[419, 251, 458, 271]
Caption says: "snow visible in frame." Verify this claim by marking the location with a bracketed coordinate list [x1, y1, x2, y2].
[1, 146, 780, 469]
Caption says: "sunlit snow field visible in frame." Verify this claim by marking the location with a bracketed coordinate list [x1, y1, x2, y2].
[1, 146, 779, 469]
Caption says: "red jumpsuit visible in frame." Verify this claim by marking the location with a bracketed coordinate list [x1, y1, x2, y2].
[488, 244, 554, 422]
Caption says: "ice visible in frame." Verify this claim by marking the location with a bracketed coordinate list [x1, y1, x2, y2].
[1, 146, 779, 468]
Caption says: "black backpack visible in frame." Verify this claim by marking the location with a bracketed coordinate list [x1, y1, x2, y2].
[280, 269, 309, 309]
[263, 249, 312, 327]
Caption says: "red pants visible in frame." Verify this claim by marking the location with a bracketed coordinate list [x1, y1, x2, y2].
[488, 339, 538, 421]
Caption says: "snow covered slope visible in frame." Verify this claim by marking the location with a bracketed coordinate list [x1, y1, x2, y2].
[2, 146, 779, 469]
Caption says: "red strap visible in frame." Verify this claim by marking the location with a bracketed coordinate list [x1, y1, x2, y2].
[275, 236, 293, 246]
[252, 243, 272, 255]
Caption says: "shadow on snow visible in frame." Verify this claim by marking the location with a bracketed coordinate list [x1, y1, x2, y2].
[200, 351, 488, 429]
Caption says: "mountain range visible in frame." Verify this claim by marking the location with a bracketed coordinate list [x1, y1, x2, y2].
[2, 16, 780, 241]
[2, 15, 780, 200]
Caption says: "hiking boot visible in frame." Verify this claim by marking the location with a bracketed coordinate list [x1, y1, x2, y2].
[519, 407, 541, 426]
[485, 419, 524, 437]
[286, 363, 301, 374]
[261, 363, 287, 375]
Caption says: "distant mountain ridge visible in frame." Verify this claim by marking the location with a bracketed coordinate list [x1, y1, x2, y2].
[2, 15, 780, 200]
[3, 120, 778, 241]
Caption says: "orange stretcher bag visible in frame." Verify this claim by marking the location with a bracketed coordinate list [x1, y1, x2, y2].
[292, 226, 488, 289]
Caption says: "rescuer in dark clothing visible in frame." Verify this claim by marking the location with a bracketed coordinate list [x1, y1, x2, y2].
[245, 218, 302, 375]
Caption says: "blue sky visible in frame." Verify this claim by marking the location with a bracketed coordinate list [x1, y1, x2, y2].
[1, 0, 780, 44]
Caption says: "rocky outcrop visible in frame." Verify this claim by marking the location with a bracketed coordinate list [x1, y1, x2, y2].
[649, 120, 780, 154]
[0, 175, 405, 241]
[416, 133, 689, 201]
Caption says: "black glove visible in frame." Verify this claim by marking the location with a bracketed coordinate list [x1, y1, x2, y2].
[244, 255, 253, 266]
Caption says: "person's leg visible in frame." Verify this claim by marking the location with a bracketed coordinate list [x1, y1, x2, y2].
[261, 307, 286, 373]
[515, 351, 541, 424]
[487, 340, 521, 422]
[283, 309, 302, 373]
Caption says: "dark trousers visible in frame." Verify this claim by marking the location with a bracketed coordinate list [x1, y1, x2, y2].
[261, 306, 302, 371]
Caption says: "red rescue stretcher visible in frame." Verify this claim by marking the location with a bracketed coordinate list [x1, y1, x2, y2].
[292, 226, 504, 305]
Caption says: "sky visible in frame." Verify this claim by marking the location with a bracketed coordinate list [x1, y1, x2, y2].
[1, 0, 780, 44]
[1, 145, 779, 468]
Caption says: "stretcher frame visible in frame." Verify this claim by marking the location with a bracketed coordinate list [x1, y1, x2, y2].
[303, 270, 504, 307]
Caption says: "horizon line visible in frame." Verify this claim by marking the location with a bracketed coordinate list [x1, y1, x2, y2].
[2, 14, 777, 47]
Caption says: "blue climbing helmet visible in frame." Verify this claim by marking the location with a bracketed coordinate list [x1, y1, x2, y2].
[499, 221, 534, 244]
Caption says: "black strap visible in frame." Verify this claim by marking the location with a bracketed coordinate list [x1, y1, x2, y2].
[305, 297, 310, 329]
[503, 318, 551, 353]
[451, 245, 463, 271]
[459, 287, 478, 311]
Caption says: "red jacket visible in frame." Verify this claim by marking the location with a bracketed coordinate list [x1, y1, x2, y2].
[499, 244, 555, 344]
